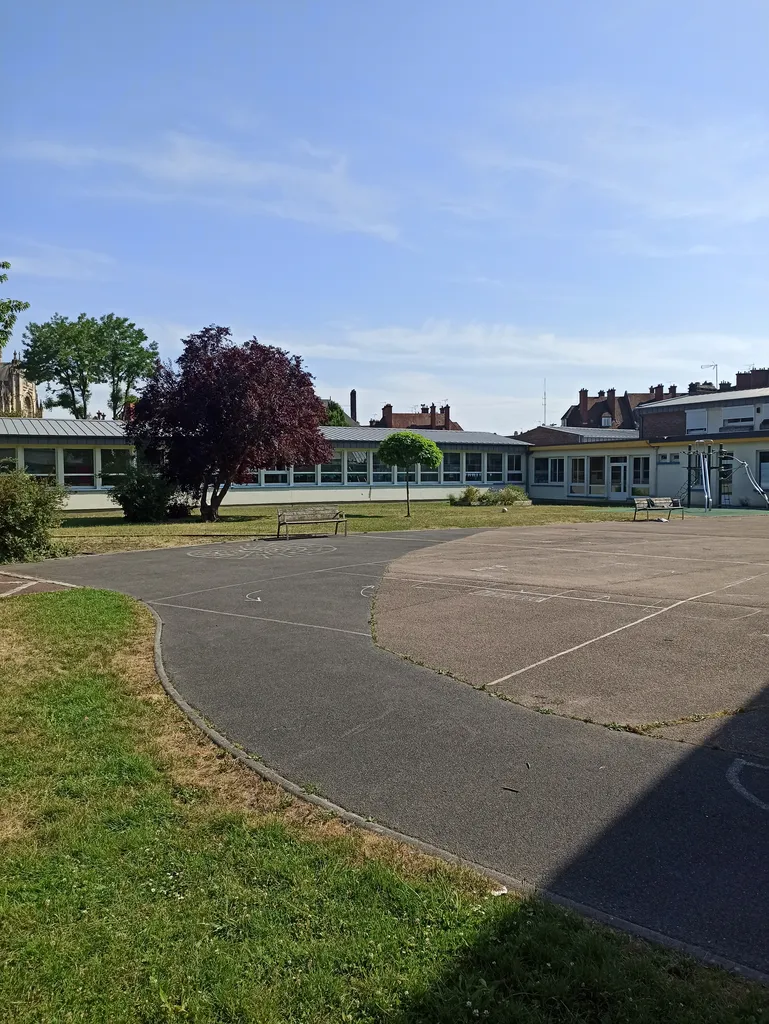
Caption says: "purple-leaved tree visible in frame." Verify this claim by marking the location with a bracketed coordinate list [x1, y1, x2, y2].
[126, 325, 332, 521]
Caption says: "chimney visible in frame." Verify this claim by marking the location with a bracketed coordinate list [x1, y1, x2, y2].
[688, 381, 699, 395]
[654, 384, 664, 401]
[578, 388, 589, 424]
[752, 368, 769, 389]
[597, 389, 605, 398]
[421, 404, 429, 414]
[668, 385, 677, 396]
[430, 403, 437, 428]
[607, 387, 616, 419]
[736, 371, 751, 390]
[382, 403, 393, 427]
[349, 389, 357, 423]
[443, 404, 451, 429]
[719, 381, 732, 392]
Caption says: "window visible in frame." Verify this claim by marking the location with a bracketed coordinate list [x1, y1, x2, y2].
[0, 448, 16, 472]
[601, 414, 612, 427]
[759, 452, 769, 490]
[486, 453, 503, 482]
[721, 406, 754, 431]
[63, 449, 95, 487]
[686, 409, 707, 435]
[264, 465, 289, 484]
[507, 453, 523, 482]
[569, 457, 586, 495]
[419, 461, 439, 483]
[442, 452, 460, 482]
[633, 456, 650, 487]
[346, 450, 369, 484]
[534, 457, 563, 484]
[589, 456, 605, 485]
[534, 458, 549, 484]
[465, 452, 482, 482]
[397, 465, 416, 482]
[24, 448, 56, 480]
[320, 452, 343, 484]
[100, 448, 131, 486]
[372, 452, 393, 483]
[292, 463, 317, 485]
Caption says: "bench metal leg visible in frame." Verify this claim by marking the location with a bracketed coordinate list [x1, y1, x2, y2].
[334, 521, 339, 535]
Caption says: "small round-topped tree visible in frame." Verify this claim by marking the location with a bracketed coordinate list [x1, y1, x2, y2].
[376, 430, 443, 517]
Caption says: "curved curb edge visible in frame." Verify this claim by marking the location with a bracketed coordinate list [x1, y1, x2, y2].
[147, 603, 769, 986]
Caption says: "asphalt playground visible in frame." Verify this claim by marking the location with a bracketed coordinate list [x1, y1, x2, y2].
[11, 516, 769, 976]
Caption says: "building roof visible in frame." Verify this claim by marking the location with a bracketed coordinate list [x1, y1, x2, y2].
[322, 425, 529, 447]
[0, 418, 529, 449]
[636, 387, 769, 411]
[0, 417, 128, 445]
[381, 412, 463, 430]
[545, 425, 640, 441]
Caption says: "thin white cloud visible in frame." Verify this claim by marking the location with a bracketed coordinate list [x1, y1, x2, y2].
[5, 242, 115, 280]
[462, 92, 769, 226]
[11, 133, 398, 241]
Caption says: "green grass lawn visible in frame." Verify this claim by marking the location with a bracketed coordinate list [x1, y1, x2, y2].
[1, 589, 767, 1022]
[54, 501, 637, 556]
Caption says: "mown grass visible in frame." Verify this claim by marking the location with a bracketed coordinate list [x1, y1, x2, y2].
[1, 589, 767, 1022]
[53, 501, 637, 555]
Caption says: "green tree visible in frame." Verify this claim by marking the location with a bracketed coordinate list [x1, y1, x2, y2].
[324, 399, 348, 426]
[21, 312, 157, 419]
[0, 261, 30, 358]
[22, 314, 103, 417]
[376, 430, 442, 517]
[99, 314, 158, 417]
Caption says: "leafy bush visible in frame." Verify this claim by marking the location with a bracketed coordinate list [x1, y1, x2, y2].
[0, 470, 67, 563]
[479, 485, 529, 506]
[109, 462, 178, 522]
[452, 486, 481, 506]
[166, 497, 195, 519]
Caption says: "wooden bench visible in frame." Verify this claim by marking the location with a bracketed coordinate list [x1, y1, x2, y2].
[277, 505, 348, 539]
[633, 496, 684, 521]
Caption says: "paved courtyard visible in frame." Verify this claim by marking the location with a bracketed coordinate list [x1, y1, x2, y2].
[8, 516, 769, 974]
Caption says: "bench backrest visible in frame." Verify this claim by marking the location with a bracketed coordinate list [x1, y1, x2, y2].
[633, 497, 652, 509]
[649, 497, 678, 509]
[278, 505, 342, 523]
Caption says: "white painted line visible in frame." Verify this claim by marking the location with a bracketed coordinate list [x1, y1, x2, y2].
[245, 592, 262, 602]
[726, 758, 769, 812]
[152, 559, 390, 603]
[455, 543, 769, 567]
[486, 569, 769, 687]
[360, 585, 376, 598]
[151, 601, 371, 637]
[0, 581, 36, 597]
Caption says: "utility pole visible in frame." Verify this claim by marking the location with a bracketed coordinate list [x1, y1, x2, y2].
[701, 363, 719, 387]
[542, 378, 547, 425]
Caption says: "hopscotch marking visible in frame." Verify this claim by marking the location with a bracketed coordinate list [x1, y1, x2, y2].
[726, 758, 769, 812]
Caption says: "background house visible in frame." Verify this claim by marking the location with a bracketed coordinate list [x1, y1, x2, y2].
[369, 402, 462, 430]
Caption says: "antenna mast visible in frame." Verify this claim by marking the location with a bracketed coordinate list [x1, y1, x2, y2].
[543, 378, 547, 425]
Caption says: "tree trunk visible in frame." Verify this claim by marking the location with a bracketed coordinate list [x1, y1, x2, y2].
[209, 480, 231, 522]
[406, 472, 411, 517]
[199, 481, 212, 522]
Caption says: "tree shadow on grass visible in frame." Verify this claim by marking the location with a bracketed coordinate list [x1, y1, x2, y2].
[374, 893, 762, 1023]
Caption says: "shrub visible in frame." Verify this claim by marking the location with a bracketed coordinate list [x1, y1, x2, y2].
[109, 462, 178, 522]
[455, 485, 481, 506]
[166, 497, 195, 519]
[0, 470, 67, 563]
[480, 485, 529, 506]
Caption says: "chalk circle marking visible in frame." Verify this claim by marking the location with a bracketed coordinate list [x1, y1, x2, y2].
[187, 543, 338, 560]
[726, 757, 769, 812]
[245, 592, 262, 602]
[360, 585, 377, 598]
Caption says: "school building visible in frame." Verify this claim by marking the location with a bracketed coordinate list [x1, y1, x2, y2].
[0, 418, 530, 511]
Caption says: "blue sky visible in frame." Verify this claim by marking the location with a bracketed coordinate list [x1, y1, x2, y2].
[4, 0, 769, 430]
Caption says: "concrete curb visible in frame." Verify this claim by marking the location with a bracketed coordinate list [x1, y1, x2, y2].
[147, 602, 769, 986]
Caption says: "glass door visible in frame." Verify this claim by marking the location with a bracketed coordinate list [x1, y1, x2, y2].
[609, 457, 628, 498]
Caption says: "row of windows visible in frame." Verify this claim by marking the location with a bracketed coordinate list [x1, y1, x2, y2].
[0, 447, 131, 487]
[0, 446, 523, 489]
[533, 455, 651, 495]
[237, 451, 524, 487]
